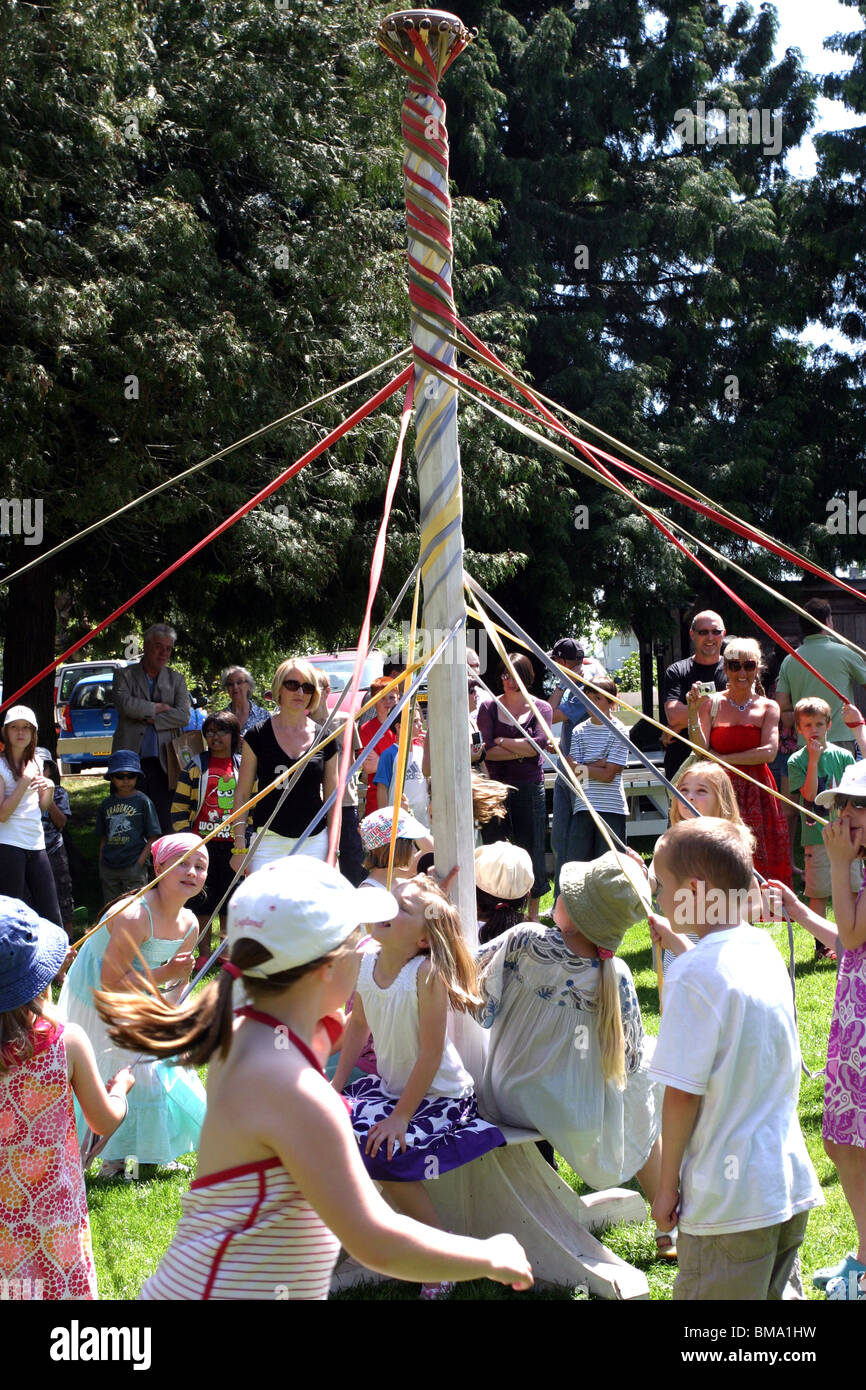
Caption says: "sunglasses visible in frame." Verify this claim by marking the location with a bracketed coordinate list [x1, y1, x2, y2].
[837, 797, 866, 810]
[694, 627, 724, 636]
[725, 659, 757, 672]
[205, 726, 232, 736]
[113, 772, 138, 780]
[282, 678, 317, 696]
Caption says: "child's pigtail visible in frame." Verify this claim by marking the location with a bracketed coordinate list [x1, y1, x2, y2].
[93, 970, 235, 1068]
[596, 956, 626, 1090]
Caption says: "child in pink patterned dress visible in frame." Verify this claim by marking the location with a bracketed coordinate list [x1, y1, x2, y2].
[810, 765, 866, 1298]
[0, 898, 134, 1299]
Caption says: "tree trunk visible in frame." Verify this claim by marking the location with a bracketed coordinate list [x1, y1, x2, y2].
[3, 552, 57, 754]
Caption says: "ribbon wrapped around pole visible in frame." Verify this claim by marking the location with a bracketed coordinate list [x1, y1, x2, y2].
[377, 11, 481, 1076]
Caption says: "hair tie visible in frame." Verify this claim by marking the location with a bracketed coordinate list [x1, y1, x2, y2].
[597, 947, 614, 960]
[494, 902, 509, 912]
[221, 961, 243, 979]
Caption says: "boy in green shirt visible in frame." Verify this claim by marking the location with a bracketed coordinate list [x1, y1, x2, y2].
[787, 698, 862, 937]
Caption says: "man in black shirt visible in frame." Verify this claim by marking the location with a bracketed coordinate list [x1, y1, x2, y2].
[662, 611, 727, 779]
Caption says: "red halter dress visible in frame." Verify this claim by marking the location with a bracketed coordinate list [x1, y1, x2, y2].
[709, 723, 793, 885]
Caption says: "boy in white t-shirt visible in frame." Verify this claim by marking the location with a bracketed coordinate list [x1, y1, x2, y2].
[647, 817, 822, 1300]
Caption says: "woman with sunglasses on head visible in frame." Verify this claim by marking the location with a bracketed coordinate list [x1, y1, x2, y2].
[230, 659, 337, 875]
[171, 713, 244, 966]
[686, 637, 792, 884]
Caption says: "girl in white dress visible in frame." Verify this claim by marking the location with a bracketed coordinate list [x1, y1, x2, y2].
[475, 851, 672, 1256]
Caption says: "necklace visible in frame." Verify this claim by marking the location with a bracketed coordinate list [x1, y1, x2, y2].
[729, 692, 755, 713]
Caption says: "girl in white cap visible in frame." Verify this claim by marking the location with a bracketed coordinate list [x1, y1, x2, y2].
[475, 851, 669, 1255]
[94, 856, 532, 1300]
[0, 706, 62, 927]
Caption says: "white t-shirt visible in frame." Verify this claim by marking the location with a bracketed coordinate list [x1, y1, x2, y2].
[0, 755, 45, 850]
[649, 926, 822, 1236]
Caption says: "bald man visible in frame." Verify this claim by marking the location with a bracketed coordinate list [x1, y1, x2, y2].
[662, 611, 727, 778]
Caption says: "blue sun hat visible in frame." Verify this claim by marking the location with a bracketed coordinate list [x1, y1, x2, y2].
[0, 897, 69, 1012]
[105, 749, 144, 784]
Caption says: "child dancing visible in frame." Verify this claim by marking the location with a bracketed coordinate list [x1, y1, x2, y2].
[0, 898, 134, 1298]
[332, 873, 506, 1298]
[93, 857, 531, 1299]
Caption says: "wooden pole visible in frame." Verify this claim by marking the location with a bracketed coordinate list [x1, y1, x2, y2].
[377, 9, 480, 1070]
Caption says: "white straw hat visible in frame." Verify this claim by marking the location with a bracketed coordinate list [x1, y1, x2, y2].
[226, 856, 398, 977]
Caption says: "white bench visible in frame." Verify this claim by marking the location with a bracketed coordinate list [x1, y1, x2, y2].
[331, 1123, 650, 1300]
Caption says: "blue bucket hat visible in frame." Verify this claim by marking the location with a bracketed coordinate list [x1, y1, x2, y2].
[105, 749, 144, 783]
[0, 897, 69, 1012]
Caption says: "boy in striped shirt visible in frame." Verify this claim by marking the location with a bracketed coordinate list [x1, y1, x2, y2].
[559, 677, 631, 870]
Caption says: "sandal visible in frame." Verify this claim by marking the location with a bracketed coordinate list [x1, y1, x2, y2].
[655, 1226, 678, 1261]
[826, 1271, 866, 1300]
[813, 1251, 865, 1290]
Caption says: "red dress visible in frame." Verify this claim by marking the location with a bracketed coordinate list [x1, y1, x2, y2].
[0, 1020, 97, 1299]
[709, 723, 793, 885]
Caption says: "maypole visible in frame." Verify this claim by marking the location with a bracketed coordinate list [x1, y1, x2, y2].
[376, 11, 478, 982]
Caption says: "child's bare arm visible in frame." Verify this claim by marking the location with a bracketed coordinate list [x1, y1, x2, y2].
[843, 704, 866, 758]
[763, 879, 839, 950]
[365, 968, 446, 1161]
[825, 821, 866, 951]
[331, 993, 371, 1093]
[652, 1085, 701, 1232]
[65, 1023, 135, 1135]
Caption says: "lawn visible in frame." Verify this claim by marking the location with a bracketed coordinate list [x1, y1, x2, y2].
[80, 881, 849, 1301]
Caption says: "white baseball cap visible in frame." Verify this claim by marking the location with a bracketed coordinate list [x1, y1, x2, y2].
[226, 855, 398, 977]
[815, 761, 866, 807]
[2, 705, 38, 729]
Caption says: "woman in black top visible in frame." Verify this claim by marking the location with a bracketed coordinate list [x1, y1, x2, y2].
[230, 658, 337, 874]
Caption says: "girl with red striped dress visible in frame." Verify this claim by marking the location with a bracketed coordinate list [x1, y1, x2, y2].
[94, 856, 532, 1300]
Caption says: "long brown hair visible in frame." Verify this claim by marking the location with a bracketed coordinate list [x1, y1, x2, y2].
[2, 725, 37, 780]
[92, 936, 354, 1068]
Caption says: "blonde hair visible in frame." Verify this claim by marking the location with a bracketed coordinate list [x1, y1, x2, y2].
[723, 637, 765, 695]
[271, 657, 323, 716]
[364, 840, 416, 871]
[670, 761, 743, 826]
[411, 874, 483, 1014]
[552, 897, 626, 1090]
[471, 774, 509, 825]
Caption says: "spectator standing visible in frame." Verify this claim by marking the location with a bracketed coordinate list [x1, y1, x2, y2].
[36, 747, 74, 935]
[97, 751, 160, 904]
[221, 665, 269, 738]
[359, 678, 399, 819]
[776, 597, 866, 756]
[112, 624, 190, 832]
[661, 611, 727, 780]
[477, 655, 551, 920]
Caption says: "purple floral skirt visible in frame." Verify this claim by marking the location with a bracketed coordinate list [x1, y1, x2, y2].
[823, 944, 866, 1148]
[346, 1074, 505, 1182]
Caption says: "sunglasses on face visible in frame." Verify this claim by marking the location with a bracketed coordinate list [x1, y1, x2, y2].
[694, 627, 724, 636]
[282, 678, 317, 696]
[725, 659, 757, 672]
[838, 797, 866, 810]
[205, 727, 231, 737]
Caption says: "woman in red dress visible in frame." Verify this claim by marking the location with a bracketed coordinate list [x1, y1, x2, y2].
[686, 638, 793, 885]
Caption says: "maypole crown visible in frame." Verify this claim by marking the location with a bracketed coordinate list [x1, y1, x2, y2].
[377, 10, 474, 79]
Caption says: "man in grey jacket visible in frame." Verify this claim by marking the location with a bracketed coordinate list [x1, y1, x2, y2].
[112, 624, 190, 832]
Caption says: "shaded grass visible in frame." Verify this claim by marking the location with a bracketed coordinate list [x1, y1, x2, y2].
[84, 889, 851, 1300]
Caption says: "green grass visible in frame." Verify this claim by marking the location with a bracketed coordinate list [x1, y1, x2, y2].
[82, 878, 852, 1300]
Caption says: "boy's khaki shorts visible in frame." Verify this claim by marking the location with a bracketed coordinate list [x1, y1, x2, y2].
[803, 843, 862, 901]
[673, 1212, 809, 1301]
